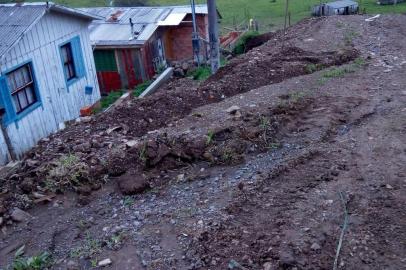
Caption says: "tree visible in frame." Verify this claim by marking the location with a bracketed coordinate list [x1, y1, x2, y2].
[112, 0, 147, 7]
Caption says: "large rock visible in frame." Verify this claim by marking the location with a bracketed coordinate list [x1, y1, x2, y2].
[117, 173, 150, 195]
[11, 208, 32, 222]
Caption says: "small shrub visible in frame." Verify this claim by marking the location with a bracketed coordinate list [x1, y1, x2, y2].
[233, 31, 260, 55]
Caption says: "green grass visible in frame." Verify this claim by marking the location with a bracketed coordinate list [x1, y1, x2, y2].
[100, 90, 124, 108]
[188, 66, 212, 80]
[16, 1, 406, 32]
[11, 251, 51, 270]
[233, 31, 260, 55]
[133, 81, 152, 97]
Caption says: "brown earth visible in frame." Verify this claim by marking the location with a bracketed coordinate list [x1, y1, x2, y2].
[0, 15, 405, 270]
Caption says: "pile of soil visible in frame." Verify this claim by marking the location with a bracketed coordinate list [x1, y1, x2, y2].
[0, 14, 405, 270]
[0, 45, 358, 217]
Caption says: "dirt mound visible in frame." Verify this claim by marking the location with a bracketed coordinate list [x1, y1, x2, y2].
[0, 12, 362, 223]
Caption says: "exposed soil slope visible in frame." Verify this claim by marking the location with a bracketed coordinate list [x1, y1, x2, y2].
[0, 15, 405, 270]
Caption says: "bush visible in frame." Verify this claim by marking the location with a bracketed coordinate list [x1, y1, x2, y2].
[232, 31, 260, 55]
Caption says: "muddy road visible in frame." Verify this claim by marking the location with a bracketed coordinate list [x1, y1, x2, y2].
[1, 15, 406, 270]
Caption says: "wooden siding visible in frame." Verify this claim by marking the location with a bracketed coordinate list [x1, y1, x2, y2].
[0, 12, 100, 164]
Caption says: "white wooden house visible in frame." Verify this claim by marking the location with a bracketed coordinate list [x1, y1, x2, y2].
[0, 2, 102, 165]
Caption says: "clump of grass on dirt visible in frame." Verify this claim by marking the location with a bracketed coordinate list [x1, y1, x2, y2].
[206, 130, 215, 145]
[70, 233, 101, 259]
[93, 90, 124, 114]
[233, 31, 260, 55]
[134, 81, 153, 97]
[189, 66, 212, 81]
[46, 154, 88, 190]
[305, 63, 324, 73]
[343, 29, 360, 46]
[318, 57, 366, 85]
[11, 246, 51, 270]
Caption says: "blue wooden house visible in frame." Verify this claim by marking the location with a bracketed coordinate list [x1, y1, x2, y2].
[0, 2, 102, 164]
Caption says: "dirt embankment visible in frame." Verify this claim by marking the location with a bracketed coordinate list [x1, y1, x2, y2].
[1, 14, 405, 270]
[0, 46, 358, 216]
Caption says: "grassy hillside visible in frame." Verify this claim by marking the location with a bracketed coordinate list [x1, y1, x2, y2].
[16, 0, 406, 31]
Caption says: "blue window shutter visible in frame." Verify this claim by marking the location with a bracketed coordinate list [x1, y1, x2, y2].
[72, 36, 86, 78]
[0, 76, 16, 124]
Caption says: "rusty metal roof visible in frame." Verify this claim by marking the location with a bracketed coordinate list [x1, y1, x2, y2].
[0, 2, 101, 60]
[81, 5, 208, 47]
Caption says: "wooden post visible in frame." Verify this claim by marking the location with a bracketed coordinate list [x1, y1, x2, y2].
[0, 114, 16, 161]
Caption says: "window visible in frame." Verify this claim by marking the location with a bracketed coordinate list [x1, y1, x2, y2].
[61, 43, 76, 81]
[59, 36, 86, 87]
[6, 64, 38, 114]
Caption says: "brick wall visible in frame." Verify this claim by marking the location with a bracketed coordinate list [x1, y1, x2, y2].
[164, 14, 208, 63]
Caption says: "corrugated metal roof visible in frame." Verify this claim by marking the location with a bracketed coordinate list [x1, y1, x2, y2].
[81, 5, 208, 47]
[157, 13, 187, 26]
[0, 2, 101, 60]
[0, 5, 45, 59]
[326, 0, 358, 9]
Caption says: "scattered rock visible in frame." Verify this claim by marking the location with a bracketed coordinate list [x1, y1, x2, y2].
[117, 173, 150, 195]
[67, 260, 79, 270]
[182, 62, 190, 71]
[0, 217, 3, 226]
[225, 105, 241, 114]
[20, 178, 34, 193]
[11, 208, 32, 222]
[98, 258, 112, 267]
[311, 242, 321, 251]
[125, 140, 139, 148]
[263, 262, 273, 270]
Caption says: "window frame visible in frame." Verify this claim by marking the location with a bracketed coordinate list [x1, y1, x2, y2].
[7, 63, 38, 114]
[60, 42, 76, 82]
[0, 60, 42, 126]
[59, 36, 86, 89]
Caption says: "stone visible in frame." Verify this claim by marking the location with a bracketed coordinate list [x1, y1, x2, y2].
[174, 68, 185, 77]
[311, 242, 321, 251]
[125, 140, 139, 148]
[98, 258, 112, 267]
[117, 173, 150, 195]
[20, 178, 34, 193]
[263, 262, 273, 270]
[67, 260, 79, 270]
[11, 208, 32, 222]
[182, 62, 190, 71]
[225, 105, 241, 114]
[0, 217, 3, 226]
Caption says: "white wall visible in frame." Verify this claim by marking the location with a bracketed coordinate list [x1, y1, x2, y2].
[0, 12, 101, 164]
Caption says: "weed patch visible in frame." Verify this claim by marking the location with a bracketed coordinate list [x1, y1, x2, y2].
[189, 66, 212, 81]
[70, 233, 101, 259]
[233, 31, 260, 55]
[46, 154, 88, 190]
[11, 247, 51, 270]
[134, 81, 153, 97]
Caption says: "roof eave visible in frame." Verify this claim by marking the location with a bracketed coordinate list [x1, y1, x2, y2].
[50, 4, 104, 20]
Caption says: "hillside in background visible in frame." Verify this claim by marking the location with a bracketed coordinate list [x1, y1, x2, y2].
[3, 0, 406, 31]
